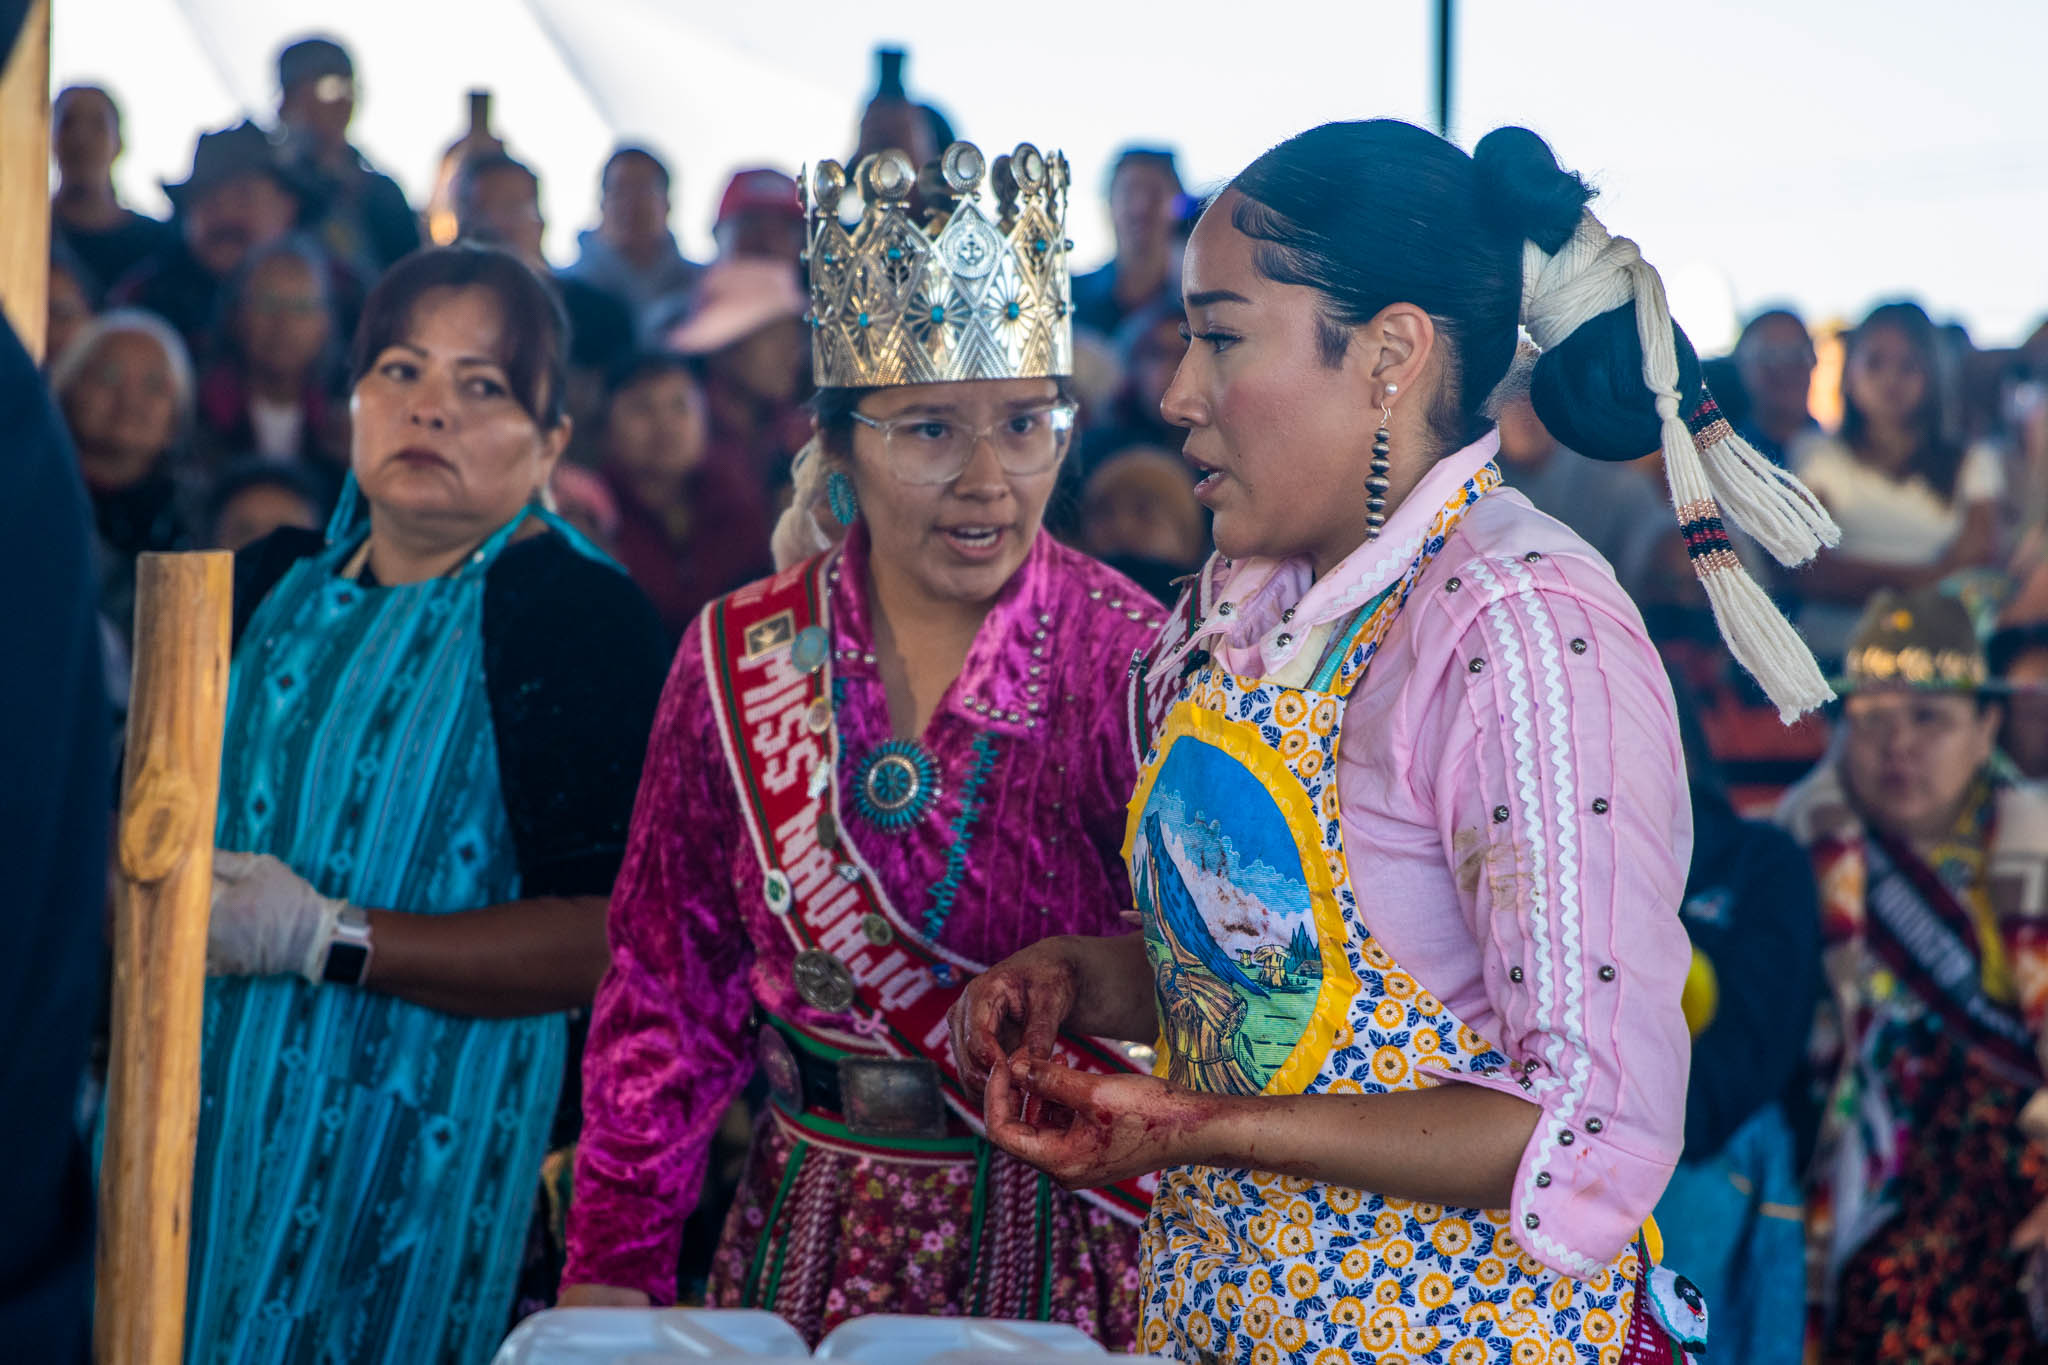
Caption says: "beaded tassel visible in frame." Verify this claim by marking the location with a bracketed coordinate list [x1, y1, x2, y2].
[1365, 382, 1397, 542]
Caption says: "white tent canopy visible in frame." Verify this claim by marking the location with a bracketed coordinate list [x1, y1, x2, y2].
[54, 0, 854, 264]
[51, 0, 2048, 345]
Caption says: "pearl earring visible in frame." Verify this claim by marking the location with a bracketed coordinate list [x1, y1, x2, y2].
[1366, 382, 1397, 542]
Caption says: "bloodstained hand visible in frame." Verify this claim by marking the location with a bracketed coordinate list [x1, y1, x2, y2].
[946, 939, 1080, 1105]
[982, 1053, 1211, 1190]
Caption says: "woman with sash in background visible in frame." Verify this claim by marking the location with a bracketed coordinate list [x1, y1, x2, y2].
[561, 140, 1157, 1347]
[1778, 587, 2048, 1362]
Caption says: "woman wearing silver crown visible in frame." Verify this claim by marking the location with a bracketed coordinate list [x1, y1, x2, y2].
[956, 120, 1843, 1364]
[561, 140, 1157, 1346]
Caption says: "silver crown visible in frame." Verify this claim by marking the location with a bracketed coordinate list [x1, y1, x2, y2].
[803, 141, 1073, 389]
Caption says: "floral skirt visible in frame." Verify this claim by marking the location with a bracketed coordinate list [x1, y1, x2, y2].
[707, 1110, 1142, 1349]
[1824, 1029, 2048, 1363]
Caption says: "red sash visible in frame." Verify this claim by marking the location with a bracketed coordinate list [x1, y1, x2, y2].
[703, 550, 1154, 1224]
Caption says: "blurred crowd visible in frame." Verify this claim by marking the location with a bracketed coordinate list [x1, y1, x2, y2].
[37, 27, 2048, 1360]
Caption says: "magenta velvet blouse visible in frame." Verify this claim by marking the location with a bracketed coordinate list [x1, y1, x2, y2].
[564, 525, 1164, 1300]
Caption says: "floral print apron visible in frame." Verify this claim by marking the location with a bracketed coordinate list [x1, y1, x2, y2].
[1128, 472, 1686, 1365]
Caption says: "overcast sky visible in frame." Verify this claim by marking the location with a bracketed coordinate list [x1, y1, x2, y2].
[53, 0, 2048, 349]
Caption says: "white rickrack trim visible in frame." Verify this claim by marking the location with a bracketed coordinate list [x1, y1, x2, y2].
[1501, 556, 1601, 1277]
[1464, 560, 1560, 1108]
[1466, 557, 1603, 1280]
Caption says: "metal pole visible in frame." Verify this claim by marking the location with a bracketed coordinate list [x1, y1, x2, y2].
[1434, 0, 1454, 140]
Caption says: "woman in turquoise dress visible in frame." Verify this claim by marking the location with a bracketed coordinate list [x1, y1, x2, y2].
[192, 244, 668, 1364]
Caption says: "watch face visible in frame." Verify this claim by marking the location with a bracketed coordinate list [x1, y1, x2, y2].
[323, 940, 371, 986]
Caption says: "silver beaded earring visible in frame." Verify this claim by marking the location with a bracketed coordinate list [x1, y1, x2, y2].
[1366, 382, 1397, 542]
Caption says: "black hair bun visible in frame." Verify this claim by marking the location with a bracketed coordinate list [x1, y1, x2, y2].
[1529, 305, 1704, 463]
[1471, 126, 1593, 255]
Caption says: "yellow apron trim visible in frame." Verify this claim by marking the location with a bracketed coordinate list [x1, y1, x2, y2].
[1125, 698, 1363, 1097]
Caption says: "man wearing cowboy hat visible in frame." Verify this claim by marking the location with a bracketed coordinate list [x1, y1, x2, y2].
[107, 120, 352, 364]
[1777, 586, 2048, 1357]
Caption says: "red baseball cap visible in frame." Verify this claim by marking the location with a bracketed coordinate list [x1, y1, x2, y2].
[717, 168, 802, 226]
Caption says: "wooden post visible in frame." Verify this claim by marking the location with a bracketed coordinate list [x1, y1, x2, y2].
[96, 552, 234, 1365]
[0, 0, 51, 359]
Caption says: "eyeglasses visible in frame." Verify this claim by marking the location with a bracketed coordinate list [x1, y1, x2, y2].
[1841, 696, 1980, 744]
[850, 402, 1077, 486]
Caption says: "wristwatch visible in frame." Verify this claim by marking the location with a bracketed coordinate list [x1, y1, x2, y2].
[321, 905, 375, 986]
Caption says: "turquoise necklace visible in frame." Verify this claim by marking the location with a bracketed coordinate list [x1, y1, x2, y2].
[842, 702, 1003, 946]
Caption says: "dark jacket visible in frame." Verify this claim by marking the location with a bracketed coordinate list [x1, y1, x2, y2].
[1678, 783, 1824, 1160]
[0, 315, 109, 1364]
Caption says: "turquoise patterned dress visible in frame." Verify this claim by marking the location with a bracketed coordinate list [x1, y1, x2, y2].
[186, 492, 598, 1364]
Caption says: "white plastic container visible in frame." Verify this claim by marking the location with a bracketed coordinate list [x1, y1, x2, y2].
[490, 1307, 812, 1364]
[814, 1316, 1104, 1361]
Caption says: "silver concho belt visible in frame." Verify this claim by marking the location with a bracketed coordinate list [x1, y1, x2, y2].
[757, 1022, 950, 1141]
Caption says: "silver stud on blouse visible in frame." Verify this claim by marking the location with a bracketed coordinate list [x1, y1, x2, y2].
[1446, 578, 1462, 592]
[1586, 1117, 1604, 1134]
[1468, 658, 1485, 673]
[1599, 965, 1617, 982]
[1525, 1214, 1541, 1229]
[1088, 589, 1102, 601]
[1509, 967, 1524, 983]
[1281, 607, 1296, 623]
[1217, 602, 1234, 616]
[1524, 551, 1542, 563]
[1535, 1172, 1552, 1188]
[1558, 1130, 1575, 1146]
[1493, 805, 1510, 823]
[1275, 632, 1294, 649]
[1591, 798, 1610, 815]
[1570, 638, 1588, 654]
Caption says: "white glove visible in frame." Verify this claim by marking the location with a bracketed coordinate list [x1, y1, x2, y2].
[207, 851, 348, 984]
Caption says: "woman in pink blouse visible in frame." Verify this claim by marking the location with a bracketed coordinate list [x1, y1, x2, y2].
[560, 140, 1160, 1347]
[957, 121, 1837, 1365]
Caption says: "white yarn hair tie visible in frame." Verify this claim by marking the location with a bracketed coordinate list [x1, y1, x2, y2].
[771, 435, 838, 571]
[1519, 209, 1842, 720]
